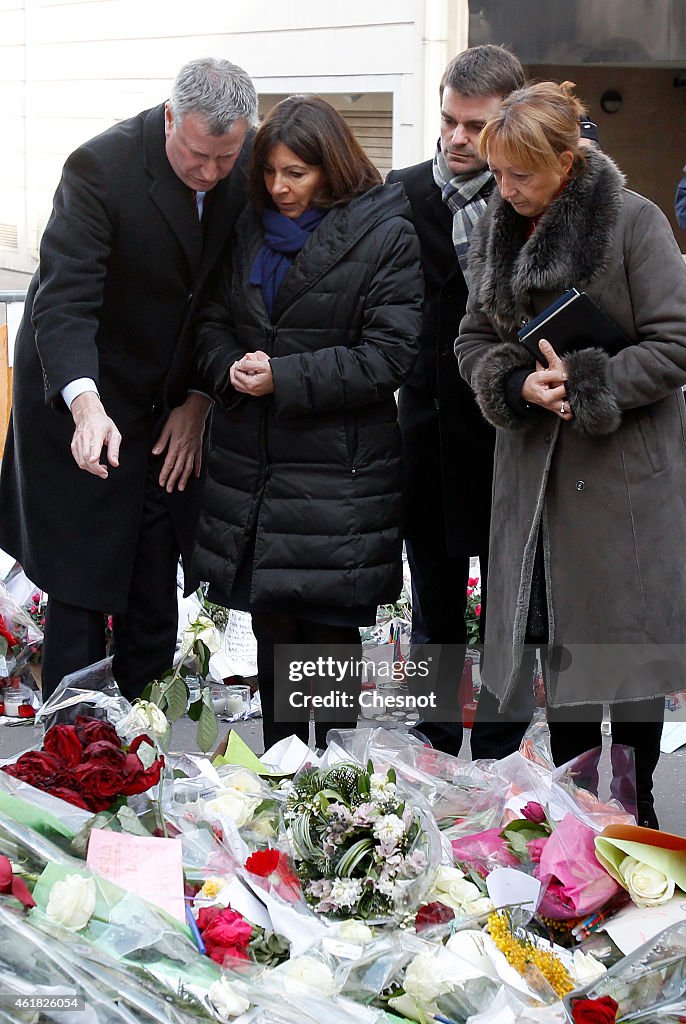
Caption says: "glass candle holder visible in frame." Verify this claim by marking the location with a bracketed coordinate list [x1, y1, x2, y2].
[223, 684, 251, 720]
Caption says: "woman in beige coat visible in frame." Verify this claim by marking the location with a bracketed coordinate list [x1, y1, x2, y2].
[456, 81, 686, 828]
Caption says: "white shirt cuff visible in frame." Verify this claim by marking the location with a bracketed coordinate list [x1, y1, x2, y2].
[61, 378, 99, 409]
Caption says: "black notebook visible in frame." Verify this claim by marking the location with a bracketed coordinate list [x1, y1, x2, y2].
[518, 288, 632, 367]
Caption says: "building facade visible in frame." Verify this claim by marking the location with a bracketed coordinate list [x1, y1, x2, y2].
[2, 0, 686, 280]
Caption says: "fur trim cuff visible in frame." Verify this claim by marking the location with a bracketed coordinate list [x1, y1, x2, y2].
[471, 342, 535, 430]
[565, 347, 621, 435]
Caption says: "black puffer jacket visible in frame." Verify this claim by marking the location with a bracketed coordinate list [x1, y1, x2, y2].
[193, 182, 422, 609]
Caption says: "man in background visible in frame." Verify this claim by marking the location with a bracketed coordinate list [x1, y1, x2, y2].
[388, 45, 529, 756]
[0, 57, 257, 700]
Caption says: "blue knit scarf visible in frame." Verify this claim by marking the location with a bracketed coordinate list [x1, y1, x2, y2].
[249, 207, 326, 315]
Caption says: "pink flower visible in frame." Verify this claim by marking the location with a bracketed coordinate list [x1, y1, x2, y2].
[466, 587, 474, 596]
[521, 801, 546, 824]
[475, 604, 481, 617]
[468, 577, 479, 587]
[528, 837, 547, 864]
[451, 827, 520, 876]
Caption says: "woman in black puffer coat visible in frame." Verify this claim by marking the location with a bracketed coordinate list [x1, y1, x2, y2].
[193, 96, 422, 750]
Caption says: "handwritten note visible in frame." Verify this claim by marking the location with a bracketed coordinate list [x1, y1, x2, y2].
[87, 830, 185, 922]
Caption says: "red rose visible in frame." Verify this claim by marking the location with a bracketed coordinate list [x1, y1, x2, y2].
[72, 761, 125, 811]
[571, 996, 619, 1024]
[415, 901, 456, 932]
[3, 750, 70, 789]
[81, 740, 126, 768]
[118, 736, 163, 796]
[74, 716, 121, 747]
[43, 724, 84, 768]
[17, 706, 35, 719]
[196, 907, 252, 964]
[49, 787, 91, 810]
[0, 854, 35, 908]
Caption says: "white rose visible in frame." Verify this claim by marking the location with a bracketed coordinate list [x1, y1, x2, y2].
[208, 978, 250, 1019]
[281, 956, 336, 996]
[338, 919, 374, 944]
[430, 865, 493, 914]
[403, 951, 455, 1002]
[571, 949, 607, 986]
[204, 789, 261, 828]
[619, 856, 675, 908]
[182, 615, 221, 656]
[45, 874, 97, 931]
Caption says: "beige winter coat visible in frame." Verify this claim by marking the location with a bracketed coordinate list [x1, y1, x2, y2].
[456, 148, 686, 709]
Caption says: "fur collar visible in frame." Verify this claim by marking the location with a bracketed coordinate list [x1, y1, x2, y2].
[468, 148, 626, 333]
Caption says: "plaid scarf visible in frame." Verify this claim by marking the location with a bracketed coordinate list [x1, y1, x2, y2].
[432, 141, 493, 279]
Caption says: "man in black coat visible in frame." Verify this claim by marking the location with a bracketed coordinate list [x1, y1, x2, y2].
[0, 58, 257, 701]
[388, 45, 529, 756]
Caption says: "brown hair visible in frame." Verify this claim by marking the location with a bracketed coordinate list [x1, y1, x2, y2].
[248, 95, 381, 210]
[477, 81, 588, 174]
[439, 44, 525, 101]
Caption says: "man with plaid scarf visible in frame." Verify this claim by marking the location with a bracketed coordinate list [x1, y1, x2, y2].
[388, 45, 527, 758]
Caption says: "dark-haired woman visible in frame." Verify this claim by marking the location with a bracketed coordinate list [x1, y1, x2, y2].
[456, 82, 686, 828]
[192, 96, 422, 751]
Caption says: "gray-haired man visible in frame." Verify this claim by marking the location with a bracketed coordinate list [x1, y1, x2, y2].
[0, 58, 257, 700]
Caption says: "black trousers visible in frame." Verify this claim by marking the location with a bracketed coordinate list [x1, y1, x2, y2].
[407, 535, 527, 758]
[251, 608, 361, 752]
[547, 698, 664, 828]
[41, 472, 182, 703]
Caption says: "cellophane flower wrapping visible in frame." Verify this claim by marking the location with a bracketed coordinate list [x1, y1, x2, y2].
[0, 581, 43, 677]
[282, 757, 443, 923]
[450, 748, 632, 924]
[326, 725, 509, 840]
[34, 656, 131, 732]
[565, 921, 686, 1022]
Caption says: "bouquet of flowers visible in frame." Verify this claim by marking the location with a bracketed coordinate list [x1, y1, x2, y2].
[283, 761, 438, 921]
[452, 800, 623, 924]
[0, 585, 43, 716]
[1, 715, 164, 813]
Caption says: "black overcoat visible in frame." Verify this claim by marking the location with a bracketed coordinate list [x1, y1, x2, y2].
[0, 104, 250, 612]
[192, 184, 422, 609]
[387, 160, 494, 557]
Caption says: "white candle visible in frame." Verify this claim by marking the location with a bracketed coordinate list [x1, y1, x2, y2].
[225, 694, 246, 716]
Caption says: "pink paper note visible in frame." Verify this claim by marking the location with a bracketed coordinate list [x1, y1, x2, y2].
[87, 830, 185, 922]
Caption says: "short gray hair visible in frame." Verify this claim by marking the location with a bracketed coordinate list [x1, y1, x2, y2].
[170, 58, 258, 135]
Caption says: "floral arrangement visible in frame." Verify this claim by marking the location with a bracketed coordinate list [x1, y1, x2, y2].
[452, 801, 622, 923]
[465, 575, 482, 646]
[1, 715, 164, 813]
[283, 762, 430, 920]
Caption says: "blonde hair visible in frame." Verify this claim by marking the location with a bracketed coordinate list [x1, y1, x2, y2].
[477, 81, 587, 174]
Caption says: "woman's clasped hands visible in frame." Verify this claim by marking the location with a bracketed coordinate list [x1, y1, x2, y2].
[520, 339, 573, 420]
[230, 350, 274, 396]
